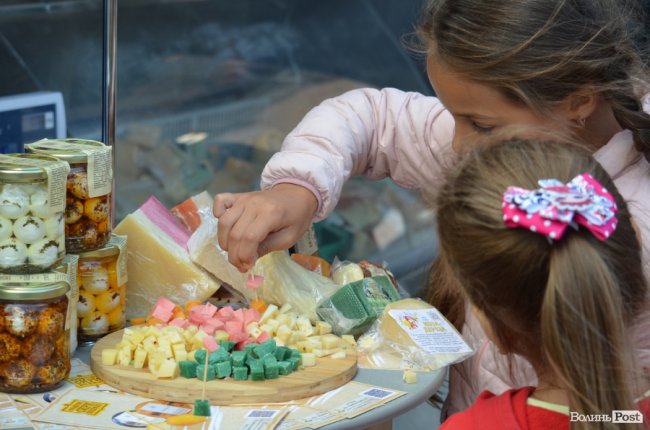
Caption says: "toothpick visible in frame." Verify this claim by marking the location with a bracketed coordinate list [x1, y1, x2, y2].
[201, 349, 209, 400]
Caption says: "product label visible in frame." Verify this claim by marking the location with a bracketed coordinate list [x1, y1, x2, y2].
[109, 234, 128, 285]
[388, 308, 473, 354]
[60, 399, 109, 416]
[0, 154, 69, 214]
[27, 140, 112, 197]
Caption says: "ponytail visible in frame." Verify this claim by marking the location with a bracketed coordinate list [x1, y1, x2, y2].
[542, 234, 641, 430]
[610, 90, 650, 162]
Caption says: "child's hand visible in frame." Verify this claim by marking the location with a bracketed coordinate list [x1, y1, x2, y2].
[213, 183, 318, 272]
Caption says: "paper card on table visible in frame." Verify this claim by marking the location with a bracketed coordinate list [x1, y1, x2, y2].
[208, 405, 289, 430]
[305, 381, 406, 419]
[0, 393, 36, 429]
[34, 388, 187, 429]
[276, 405, 342, 430]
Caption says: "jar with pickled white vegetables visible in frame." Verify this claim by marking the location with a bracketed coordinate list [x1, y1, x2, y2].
[25, 139, 112, 253]
[0, 154, 69, 273]
[76, 235, 126, 345]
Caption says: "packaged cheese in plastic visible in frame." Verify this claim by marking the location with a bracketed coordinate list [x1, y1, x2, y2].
[357, 298, 474, 371]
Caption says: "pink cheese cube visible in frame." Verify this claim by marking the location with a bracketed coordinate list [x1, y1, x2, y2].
[200, 323, 218, 335]
[151, 307, 173, 323]
[230, 330, 249, 343]
[256, 331, 271, 343]
[232, 308, 245, 322]
[154, 297, 177, 312]
[202, 336, 219, 353]
[218, 306, 235, 319]
[189, 306, 209, 325]
[245, 275, 264, 289]
[206, 318, 225, 330]
[243, 308, 260, 325]
[200, 303, 218, 318]
[225, 320, 244, 335]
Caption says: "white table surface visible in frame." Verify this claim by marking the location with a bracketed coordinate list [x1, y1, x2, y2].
[73, 345, 446, 430]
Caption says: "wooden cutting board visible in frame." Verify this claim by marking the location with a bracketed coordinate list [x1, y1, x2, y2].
[90, 328, 357, 404]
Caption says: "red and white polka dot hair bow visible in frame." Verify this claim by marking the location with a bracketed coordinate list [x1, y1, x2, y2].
[502, 173, 618, 241]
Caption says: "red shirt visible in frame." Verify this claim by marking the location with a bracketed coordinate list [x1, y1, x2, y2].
[440, 387, 568, 430]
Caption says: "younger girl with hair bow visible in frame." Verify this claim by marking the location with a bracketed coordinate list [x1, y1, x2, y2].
[435, 137, 649, 430]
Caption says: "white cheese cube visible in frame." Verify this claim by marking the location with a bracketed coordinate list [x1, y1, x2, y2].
[133, 349, 148, 369]
[101, 348, 118, 366]
[330, 350, 346, 360]
[403, 370, 418, 384]
[301, 353, 316, 367]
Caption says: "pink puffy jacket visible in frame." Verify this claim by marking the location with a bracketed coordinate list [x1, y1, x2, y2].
[260, 88, 650, 416]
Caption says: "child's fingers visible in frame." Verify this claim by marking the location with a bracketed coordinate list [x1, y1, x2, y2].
[213, 192, 236, 218]
[215, 200, 246, 255]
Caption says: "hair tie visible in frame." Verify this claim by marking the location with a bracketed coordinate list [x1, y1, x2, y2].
[502, 173, 618, 241]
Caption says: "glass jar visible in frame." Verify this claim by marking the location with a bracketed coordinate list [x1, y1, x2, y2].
[25, 139, 113, 253]
[0, 281, 70, 393]
[76, 239, 126, 345]
[0, 154, 68, 274]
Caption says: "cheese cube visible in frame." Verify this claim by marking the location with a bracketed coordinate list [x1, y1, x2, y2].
[275, 325, 292, 344]
[214, 330, 230, 342]
[246, 322, 262, 338]
[341, 335, 357, 346]
[133, 349, 148, 369]
[321, 334, 341, 349]
[157, 359, 180, 378]
[259, 304, 279, 324]
[118, 348, 132, 367]
[330, 350, 346, 360]
[278, 303, 292, 314]
[172, 345, 188, 362]
[157, 338, 174, 359]
[316, 321, 332, 335]
[301, 353, 316, 367]
[296, 316, 314, 336]
[102, 348, 118, 366]
[403, 369, 418, 384]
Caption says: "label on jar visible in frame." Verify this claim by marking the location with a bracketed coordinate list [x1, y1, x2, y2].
[0, 154, 69, 214]
[0, 272, 68, 283]
[109, 234, 128, 286]
[26, 141, 113, 198]
[60, 254, 79, 332]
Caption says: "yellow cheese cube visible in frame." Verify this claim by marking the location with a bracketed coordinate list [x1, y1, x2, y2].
[118, 348, 132, 367]
[330, 350, 346, 360]
[279, 303, 293, 314]
[275, 325, 292, 344]
[157, 359, 179, 379]
[341, 335, 357, 346]
[214, 330, 230, 342]
[133, 349, 148, 369]
[259, 304, 279, 324]
[172, 345, 188, 362]
[246, 322, 262, 338]
[301, 353, 316, 367]
[101, 348, 118, 366]
[403, 370, 418, 384]
[316, 321, 332, 336]
[157, 338, 174, 359]
[321, 334, 340, 349]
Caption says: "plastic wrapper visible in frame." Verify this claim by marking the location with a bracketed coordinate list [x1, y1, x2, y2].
[316, 275, 400, 336]
[330, 258, 365, 286]
[252, 251, 340, 322]
[114, 196, 220, 320]
[357, 298, 475, 371]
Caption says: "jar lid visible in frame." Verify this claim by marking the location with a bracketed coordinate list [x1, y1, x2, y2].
[0, 154, 62, 181]
[25, 139, 106, 164]
[0, 281, 69, 300]
[76, 242, 120, 259]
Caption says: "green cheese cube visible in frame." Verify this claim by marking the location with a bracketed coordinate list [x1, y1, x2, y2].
[231, 351, 247, 367]
[208, 349, 230, 365]
[232, 366, 248, 381]
[194, 348, 207, 364]
[193, 399, 211, 417]
[179, 360, 198, 378]
[288, 357, 301, 371]
[216, 361, 232, 379]
[278, 361, 293, 376]
[264, 362, 279, 379]
[250, 362, 265, 381]
[196, 364, 216, 381]
[275, 346, 290, 361]
[218, 341, 236, 353]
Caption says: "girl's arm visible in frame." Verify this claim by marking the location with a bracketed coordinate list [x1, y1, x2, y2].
[261, 87, 456, 220]
[214, 87, 455, 271]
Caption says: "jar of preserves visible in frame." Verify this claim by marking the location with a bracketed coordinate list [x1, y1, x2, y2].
[25, 139, 113, 253]
[0, 154, 69, 273]
[0, 281, 70, 393]
[76, 235, 126, 345]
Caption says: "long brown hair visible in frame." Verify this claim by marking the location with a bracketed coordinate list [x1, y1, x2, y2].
[416, 0, 650, 159]
[434, 138, 646, 429]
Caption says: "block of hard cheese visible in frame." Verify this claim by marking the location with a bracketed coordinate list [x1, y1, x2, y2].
[114, 196, 220, 320]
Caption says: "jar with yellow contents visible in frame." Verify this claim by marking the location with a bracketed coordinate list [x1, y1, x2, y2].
[0, 281, 70, 393]
[25, 139, 113, 253]
[76, 236, 126, 345]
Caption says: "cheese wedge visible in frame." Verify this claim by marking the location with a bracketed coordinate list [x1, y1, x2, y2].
[114, 196, 220, 320]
